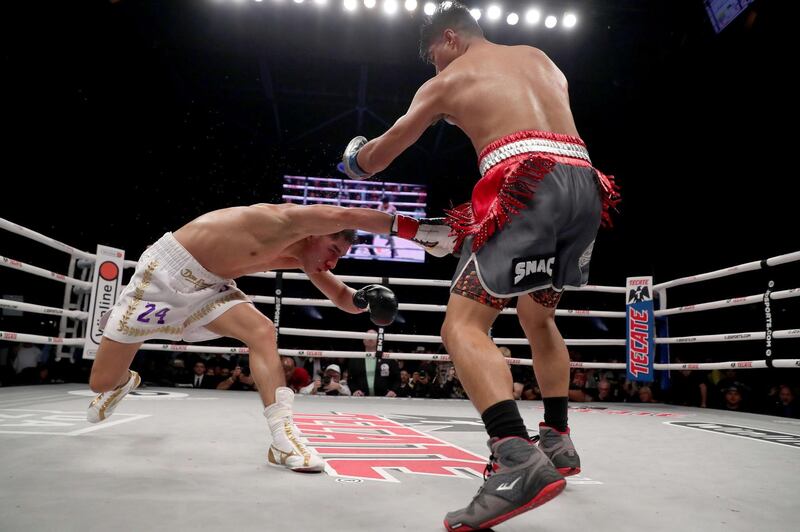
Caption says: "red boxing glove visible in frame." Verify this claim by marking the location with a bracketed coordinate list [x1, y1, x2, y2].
[390, 215, 455, 258]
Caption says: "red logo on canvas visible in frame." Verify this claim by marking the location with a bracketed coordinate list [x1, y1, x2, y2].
[295, 412, 486, 482]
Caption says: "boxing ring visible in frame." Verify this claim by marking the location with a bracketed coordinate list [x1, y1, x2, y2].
[1, 216, 799, 532]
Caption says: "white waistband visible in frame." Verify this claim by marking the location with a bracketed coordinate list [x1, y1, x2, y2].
[147, 233, 227, 284]
[479, 138, 591, 177]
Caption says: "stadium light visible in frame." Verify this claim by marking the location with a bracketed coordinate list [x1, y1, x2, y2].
[384, 0, 398, 15]
[525, 8, 541, 25]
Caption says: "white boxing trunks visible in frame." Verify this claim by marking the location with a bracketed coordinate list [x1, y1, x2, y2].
[101, 232, 251, 343]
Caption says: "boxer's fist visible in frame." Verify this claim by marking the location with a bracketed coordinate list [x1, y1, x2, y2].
[353, 284, 397, 327]
[390, 214, 456, 258]
[342, 136, 373, 180]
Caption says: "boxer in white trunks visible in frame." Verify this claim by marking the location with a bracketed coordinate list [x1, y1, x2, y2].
[86, 202, 453, 472]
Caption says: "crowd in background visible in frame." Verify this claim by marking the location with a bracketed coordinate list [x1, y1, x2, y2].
[1, 337, 797, 419]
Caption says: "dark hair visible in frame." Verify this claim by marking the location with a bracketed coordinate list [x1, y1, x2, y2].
[331, 229, 357, 244]
[419, 1, 483, 62]
[381, 195, 390, 203]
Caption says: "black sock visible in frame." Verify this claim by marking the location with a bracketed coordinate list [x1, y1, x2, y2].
[543, 396, 569, 432]
[481, 400, 529, 440]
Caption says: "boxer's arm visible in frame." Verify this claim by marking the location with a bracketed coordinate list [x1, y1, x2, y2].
[307, 270, 364, 314]
[284, 204, 393, 236]
[357, 78, 443, 174]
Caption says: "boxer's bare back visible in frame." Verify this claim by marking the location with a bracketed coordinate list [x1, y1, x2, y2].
[173, 203, 391, 278]
[429, 43, 580, 152]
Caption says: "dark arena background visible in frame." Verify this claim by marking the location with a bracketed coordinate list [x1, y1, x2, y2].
[1, 2, 798, 531]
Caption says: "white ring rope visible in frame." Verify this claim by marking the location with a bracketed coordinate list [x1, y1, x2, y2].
[653, 250, 800, 291]
[656, 360, 800, 370]
[0, 331, 84, 346]
[248, 295, 626, 318]
[0, 217, 138, 269]
[246, 271, 450, 286]
[0, 217, 95, 261]
[655, 329, 800, 344]
[115, 345, 800, 370]
[654, 288, 800, 317]
[772, 288, 800, 301]
[3, 323, 795, 350]
[0, 299, 88, 320]
[250, 271, 627, 293]
[2, 332, 798, 370]
[276, 327, 625, 346]
[1, 255, 92, 289]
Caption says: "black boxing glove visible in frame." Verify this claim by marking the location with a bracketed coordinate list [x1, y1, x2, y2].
[353, 284, 398, 327]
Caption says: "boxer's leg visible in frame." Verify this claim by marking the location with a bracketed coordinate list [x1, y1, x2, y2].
[205, 304, 325, 473]
[204, 304, 283, 408]
[89, 337, 142, 392]
[443, 261, 565, 531]
[86, 337, 142, 423]
[518, 291, 581, 476]
[517, 290, 569, 425]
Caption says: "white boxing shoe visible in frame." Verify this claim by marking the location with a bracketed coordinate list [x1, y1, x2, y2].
[87, 370, 141, 423]
[264, 387, 325, 473]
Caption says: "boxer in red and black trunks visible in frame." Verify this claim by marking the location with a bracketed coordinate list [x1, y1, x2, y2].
[448, 129, 615, 310]
[340, 3, 619, 529]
